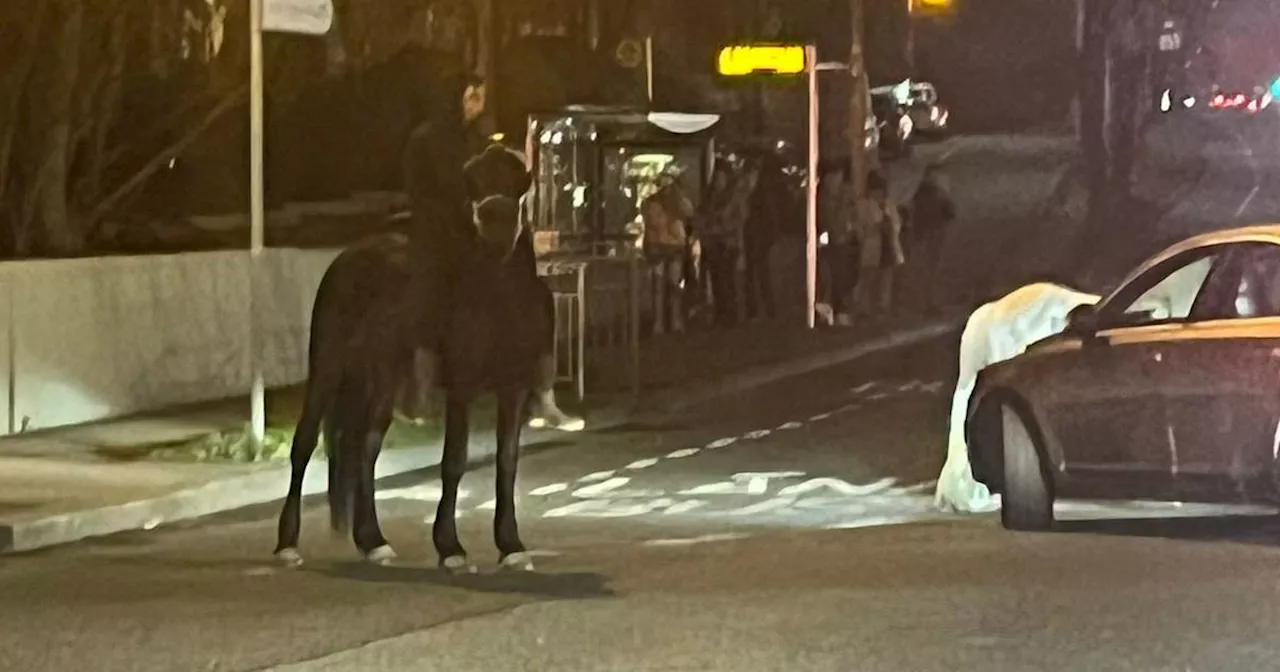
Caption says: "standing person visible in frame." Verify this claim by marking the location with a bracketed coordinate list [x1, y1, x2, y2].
[908, 164, 956, 313]
[743, 150, 786, 322]
[700, 160, 759, 327]
[816, 162, 860, 326]
[853, 171, 905, 318]
[641, 171, 694, 334]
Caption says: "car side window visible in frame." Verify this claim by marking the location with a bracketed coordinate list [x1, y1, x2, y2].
[1104, 249, 1223, 328]
[1227, 244, 1280, 318]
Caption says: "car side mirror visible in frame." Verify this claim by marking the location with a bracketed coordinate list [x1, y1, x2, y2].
[1065, 304, 1100, 336]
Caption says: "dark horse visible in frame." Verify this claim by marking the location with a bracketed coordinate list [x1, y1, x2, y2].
[274, 144, 551, 571]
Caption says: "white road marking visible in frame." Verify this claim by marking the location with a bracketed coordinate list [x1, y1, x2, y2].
[776, 421, 803, 430]
[742, 429, 772, 440]
[625, 458, 661, 470]
[666, 448, 701, 459]
[643, 532, 750, 547]
[578, 470, 617, 483]
[706, 437, 738, 449]
[530, 483, 569, 496]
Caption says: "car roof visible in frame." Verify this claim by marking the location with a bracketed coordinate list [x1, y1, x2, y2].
[1103, 224, 1280, 302]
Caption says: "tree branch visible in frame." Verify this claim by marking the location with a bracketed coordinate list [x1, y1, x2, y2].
[89, 85, 248, 224]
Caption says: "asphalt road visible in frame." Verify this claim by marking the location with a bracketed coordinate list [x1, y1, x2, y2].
[8, 330, 1280, 671]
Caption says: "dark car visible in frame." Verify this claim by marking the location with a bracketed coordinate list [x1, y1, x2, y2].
[965, 226, 1280, 531]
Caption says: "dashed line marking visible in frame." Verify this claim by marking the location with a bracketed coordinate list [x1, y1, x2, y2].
[511, 378, 952, 517]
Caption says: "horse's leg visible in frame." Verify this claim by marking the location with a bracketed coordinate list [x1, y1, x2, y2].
[353, 391, 397, 565]
[433, 395, 475, 574]
[274, 375, 332, 567]
[495, 387, 534, 571]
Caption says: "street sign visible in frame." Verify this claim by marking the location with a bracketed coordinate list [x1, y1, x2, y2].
[716, 44, 807, 77]
[263, 0, 334, 35]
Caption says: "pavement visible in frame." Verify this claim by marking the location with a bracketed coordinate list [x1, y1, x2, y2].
[8, 333, 1280, 671]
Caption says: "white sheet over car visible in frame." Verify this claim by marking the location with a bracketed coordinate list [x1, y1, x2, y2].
[935, 282, 1102, 513]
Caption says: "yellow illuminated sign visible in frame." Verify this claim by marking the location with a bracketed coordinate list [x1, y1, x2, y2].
[910, 0, 954, 14]
[716, 45, 807, 77]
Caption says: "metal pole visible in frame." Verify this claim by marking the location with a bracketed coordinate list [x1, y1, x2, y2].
[645, 36, 655, 104]
[805, 45, 819, 330]
[249, 0, 266, 445]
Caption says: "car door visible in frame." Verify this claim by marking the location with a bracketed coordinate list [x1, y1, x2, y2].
[1040, 246, 1230, 483]
[1161, 243, 1280, 497]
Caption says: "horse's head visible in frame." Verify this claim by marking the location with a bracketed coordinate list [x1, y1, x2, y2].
[464, 143, 531, 204]
[462, 144, 532, 263]
[472, 194, 522, 262]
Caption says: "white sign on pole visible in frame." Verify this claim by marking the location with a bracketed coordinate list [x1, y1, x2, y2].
[263, 0, 334, 35]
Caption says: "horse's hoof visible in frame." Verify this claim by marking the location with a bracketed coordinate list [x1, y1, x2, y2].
[276, 548, 304, 568]
[527, 417, 549, 429]
[499, 552, 536, 572]
[365, 545, 397, 566]
[441, 554, 477, 575]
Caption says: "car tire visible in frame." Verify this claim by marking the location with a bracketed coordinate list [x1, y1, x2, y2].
[1000, 403, 1054, 531]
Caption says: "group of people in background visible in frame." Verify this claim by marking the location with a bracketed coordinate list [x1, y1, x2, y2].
[637, 145, 956, 335]
[815, 162, 955, 327]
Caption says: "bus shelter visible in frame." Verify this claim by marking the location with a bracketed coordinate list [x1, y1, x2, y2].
[524, 106, 722, 401]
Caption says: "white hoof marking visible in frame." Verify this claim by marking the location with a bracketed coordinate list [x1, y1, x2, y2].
[276, 548, 304, 568]
[365, 545, 397, 566]
[500, 552, 536, 572]
[527, 417, 549, 429]
[441, 555, 477, 574]
[530, 483, 569, 496]
[666, 448, 700, 459]
[625, 458, 660, 470]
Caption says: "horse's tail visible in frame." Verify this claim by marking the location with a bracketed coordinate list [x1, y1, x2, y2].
[327, 371, 379, 535]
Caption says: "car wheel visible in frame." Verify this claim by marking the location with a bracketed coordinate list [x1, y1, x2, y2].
[1000, 403, 1053, 531]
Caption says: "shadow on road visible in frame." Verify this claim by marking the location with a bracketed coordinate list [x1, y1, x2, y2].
[1056, 514, 1280, 548]
[312, 562, 617, 600]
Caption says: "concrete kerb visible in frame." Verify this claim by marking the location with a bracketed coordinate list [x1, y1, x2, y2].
[0, 317, 959, 554]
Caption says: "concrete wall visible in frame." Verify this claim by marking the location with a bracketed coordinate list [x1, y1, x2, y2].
[0, 249, 340, 436]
